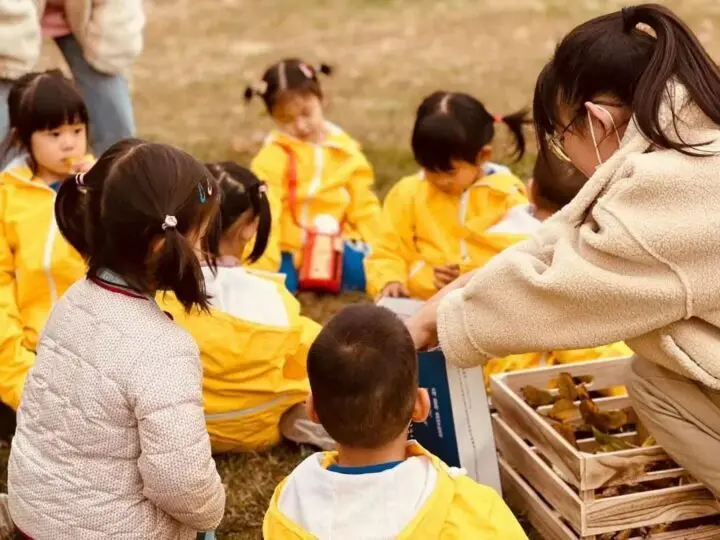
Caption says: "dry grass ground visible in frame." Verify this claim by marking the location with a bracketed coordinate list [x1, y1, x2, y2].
[11, 0, 720, 538]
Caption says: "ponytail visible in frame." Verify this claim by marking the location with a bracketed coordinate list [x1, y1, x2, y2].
[534, 4, 720, 157]
[246, 183, 271, 263]
[497, 108, 531, 160]
[152, 228, 210, 312]
[623, 4, 720, 154]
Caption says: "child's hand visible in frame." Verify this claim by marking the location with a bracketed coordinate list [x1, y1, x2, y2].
[433, 264, 460, 290]
[68, 156, 95, 174]
[380, 281, 410, 299]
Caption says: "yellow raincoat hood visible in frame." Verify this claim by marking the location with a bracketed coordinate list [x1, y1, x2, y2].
[0, 164, 85, 409]
[263, 442, 527, 539]
[250, 123, 382, 271]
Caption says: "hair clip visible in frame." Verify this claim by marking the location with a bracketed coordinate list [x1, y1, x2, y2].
[258, 184, 268, 194]
[162, 215, 178, 231]
[493, 114, 504, 124]
[298, 63, 314, 79]
[74, 172, 85, 187]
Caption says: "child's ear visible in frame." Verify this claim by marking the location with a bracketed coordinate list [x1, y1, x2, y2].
[306, 393, 322, 425]
[412, 388, 431, 423]
[475, 145, 493, 167]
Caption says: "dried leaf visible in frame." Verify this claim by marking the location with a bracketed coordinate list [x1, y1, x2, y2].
[573, 375, 595, 385]
[576, 383, 591, 401]
[521, 385, 555, 408]
[594, 409, 629, 432]
[623, 406, 639, 425]
[648, 523, 671, 535]
[593, 427, 637, 451]
[641, 434, 656, 447]
[556, 372, 579, 401]
[547, 398, 577, 423]
[551, 421, 579, 449]
[613, 529, 633, 540]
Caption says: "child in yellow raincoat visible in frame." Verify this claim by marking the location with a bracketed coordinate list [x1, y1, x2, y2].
[263, 304, 527, 539]
[245, 59, 382, 293]
[0, 70, 93, 410]
[160, 162, 331, 452]
[467, 152, 632, 387]
[366, 91, 532, 300]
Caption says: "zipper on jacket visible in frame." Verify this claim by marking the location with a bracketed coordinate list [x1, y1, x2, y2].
[458, 189, 470, 262]
[43, 202, 59, 305]
[301, 145, 324, 230]
[204, 395, 288, 421]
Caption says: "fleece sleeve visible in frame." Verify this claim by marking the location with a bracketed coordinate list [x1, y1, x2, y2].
[437, 186, 687, 368]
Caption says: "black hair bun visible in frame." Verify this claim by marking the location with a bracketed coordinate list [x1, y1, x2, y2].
[318, 63, 333, 76]
[243, 86, 254, 102]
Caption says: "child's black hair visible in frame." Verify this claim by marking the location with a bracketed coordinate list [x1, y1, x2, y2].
[55, 139, 220, 312]
[534, 4, 720, 160]
[532, 151, 588, 212]
[308, 304, 418, 448]
[204, 161, 271, 263]
[4, 70, 89, 169]
[411, 91, 530, 172]
[244, 58, 333, 113]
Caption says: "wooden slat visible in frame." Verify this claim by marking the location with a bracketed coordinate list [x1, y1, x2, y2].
[584, 445, 682, 489]
[585, 483, 720, 535]
[495, 356, 632, 394]
[493, 414, 582, 531]
[639, 524, 720, 540]
[499, 456, 578, 540]
[492, 373, 582, 488]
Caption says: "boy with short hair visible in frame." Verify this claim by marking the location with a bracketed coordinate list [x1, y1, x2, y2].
[263, 304, 527, 539]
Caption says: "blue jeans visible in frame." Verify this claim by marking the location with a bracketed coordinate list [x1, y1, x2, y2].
[280, 239, 369, 294]
[0, 33, 135, 165]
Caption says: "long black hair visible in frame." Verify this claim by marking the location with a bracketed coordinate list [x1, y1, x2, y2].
[205, 161, 271, 263]
[411, 91, 530, 171]
[534, 4, 720, 158]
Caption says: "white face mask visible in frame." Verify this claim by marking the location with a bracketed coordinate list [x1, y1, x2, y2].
[587, 105, 623, 167]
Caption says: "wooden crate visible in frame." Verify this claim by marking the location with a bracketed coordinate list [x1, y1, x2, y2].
[490, 357, 720, 539]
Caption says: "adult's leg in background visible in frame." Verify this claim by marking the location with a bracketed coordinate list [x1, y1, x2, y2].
[55, 34, 135, 155]
[0, 80, 24, 169]
[627, 356, 720, 496]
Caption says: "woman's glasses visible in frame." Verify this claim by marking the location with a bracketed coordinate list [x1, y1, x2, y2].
[547, 102, 625, 163]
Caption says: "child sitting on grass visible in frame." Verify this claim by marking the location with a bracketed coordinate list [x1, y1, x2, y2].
[0, 70, 93, 411]
[263, 304, 527, 539]
[160, 161, 332, 453]
[246, 59, 382, 293]
[8, 139, 225, 538]
[366, 91, 534, 300]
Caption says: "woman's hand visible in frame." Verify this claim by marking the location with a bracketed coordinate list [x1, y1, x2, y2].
[406, 298, 440, 351]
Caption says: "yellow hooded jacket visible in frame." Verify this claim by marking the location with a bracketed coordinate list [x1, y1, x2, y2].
[250, 123, 382, 272]
[0, 163, 85, 409]
[365, 167, 532, 299]
[263, 442, 527, 539]
[159, 265, 320, 452]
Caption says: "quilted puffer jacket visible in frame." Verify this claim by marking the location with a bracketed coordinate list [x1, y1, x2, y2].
[7, 277, 225, 539]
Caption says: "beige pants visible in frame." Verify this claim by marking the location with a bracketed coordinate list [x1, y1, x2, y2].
[627, 357, 720, 496]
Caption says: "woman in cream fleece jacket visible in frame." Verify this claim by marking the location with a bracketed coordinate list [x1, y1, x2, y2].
[408, 4, 720, 496]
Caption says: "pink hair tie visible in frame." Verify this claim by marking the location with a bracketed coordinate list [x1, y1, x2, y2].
[298, 63, 314, 79]
[493, 114, 504, 124]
